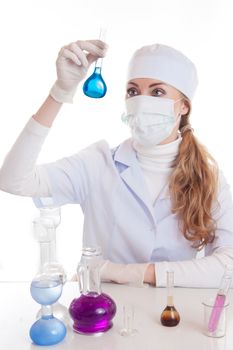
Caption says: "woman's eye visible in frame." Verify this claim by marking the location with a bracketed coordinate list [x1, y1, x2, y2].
[152, 88, 165, 97]
[127, 87, 139, 97]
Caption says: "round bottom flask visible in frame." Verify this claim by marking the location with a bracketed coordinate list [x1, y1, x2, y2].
[160, 305, 180, 327]
[69, 292, 116, 334]
[69, 247, 117, 334]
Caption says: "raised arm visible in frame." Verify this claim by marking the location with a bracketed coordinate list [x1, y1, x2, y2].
[0, 40, 107, 196]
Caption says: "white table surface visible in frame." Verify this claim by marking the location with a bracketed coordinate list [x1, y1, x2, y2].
[0, 281, 233, 350]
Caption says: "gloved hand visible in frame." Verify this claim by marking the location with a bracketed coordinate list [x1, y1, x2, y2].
[50, 40, 108, 103]
[71, 260, 150, 287]
[100, 260, 150, 287]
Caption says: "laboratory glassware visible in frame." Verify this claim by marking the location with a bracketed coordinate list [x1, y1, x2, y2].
[83, 28, 107, 98]
[120, 304, 138, 336]
[34, 207, 70, 326]
[160, 270, 180, 327]
[208, 265, 233, 333]
[39, 206, 61, 228]
[203, 298, 229, 338]
[69, 247, 117, 334]
[29, 272, 67, 346]
[37, 207, 66, 282]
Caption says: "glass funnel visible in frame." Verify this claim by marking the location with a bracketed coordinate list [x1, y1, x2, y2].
[69, 247, 117, 334]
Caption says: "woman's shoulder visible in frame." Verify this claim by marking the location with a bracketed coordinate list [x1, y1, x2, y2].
[217, 169, 233, 201]
[218, 169, 231, 188]
[76, 139, 130, 166]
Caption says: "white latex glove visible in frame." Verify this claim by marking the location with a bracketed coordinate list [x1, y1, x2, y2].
[71, 260, 150, 287]
[50, 39, 108, 103]
[100, 260, 150, 287]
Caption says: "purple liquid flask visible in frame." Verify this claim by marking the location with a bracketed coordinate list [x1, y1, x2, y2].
[208, 265, 233, 332]
[69, 247, 117, 334]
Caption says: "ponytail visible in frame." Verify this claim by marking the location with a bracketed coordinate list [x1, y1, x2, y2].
[169, 102, 219, 249]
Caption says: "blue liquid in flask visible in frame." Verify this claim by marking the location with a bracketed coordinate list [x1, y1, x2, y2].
[29, 277, 66, 346]
[30, 279, 62, 305]
[83, 66, 107, 98]
[30, 316, 66, 346]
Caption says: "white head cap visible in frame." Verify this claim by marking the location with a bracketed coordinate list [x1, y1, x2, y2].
[127, 44, 198, 100]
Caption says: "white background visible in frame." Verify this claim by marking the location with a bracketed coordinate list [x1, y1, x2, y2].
[0, 0, 233, 281]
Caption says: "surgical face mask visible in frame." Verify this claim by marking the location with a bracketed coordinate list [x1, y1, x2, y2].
[121, 95, 182, 147]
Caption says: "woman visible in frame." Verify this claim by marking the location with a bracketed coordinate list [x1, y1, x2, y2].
[0, 40, 233, 287]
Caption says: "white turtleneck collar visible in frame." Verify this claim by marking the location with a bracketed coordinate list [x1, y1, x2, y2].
[133, 136, 182, 172]
[132, 136, 182, 203]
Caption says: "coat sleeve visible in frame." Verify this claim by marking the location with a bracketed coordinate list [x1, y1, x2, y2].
[155, 246, 233, 287]
[33, 138, 112, 208]
[0, 116, 90, 206]
[0, 117, 51, 198]
[155, 172, 233, 288]
[0, 116, 113, 209]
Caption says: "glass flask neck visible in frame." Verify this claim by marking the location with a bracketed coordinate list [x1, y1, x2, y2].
[40, 239, 57, 271]
[166, 270, 174, 306]
[33, 217, 57, 272]
[77, 247, 102, 295]
[94, 65, 102, 74]
[39, 207, 61, 228]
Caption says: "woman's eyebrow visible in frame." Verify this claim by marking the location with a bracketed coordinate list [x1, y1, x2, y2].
[127, 82, 139, 87]
[127, 82, 166, 88]
[148, 83, 166, 88]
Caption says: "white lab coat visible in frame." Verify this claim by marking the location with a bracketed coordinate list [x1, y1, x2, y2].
[1, 118, 233, 287]
[34, 137, 233, 265]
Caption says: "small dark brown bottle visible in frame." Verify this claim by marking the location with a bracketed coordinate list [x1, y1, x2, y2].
[160, 271, 180, 327]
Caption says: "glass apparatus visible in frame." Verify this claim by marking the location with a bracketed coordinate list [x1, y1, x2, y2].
[83, 27, 107, 98]
[208, 265, 233, 333]
[120, 304, 138, 337]
[69, 247, 117, 334]
[33, 207, 70, 326]
[160, 270, 180, 327]
[29, 272, 67, 346]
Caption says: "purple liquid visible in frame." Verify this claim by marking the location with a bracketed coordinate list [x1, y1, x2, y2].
[69, 292, 117, 334]
[208, 294, 226, 332]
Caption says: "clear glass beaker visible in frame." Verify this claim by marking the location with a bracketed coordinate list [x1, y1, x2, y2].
[203, 298, 229, 338]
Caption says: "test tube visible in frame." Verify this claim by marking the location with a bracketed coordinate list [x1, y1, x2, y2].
[208, 265, 233, 332]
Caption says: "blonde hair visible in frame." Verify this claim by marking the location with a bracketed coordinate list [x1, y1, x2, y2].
[169, 98, 219, 249]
